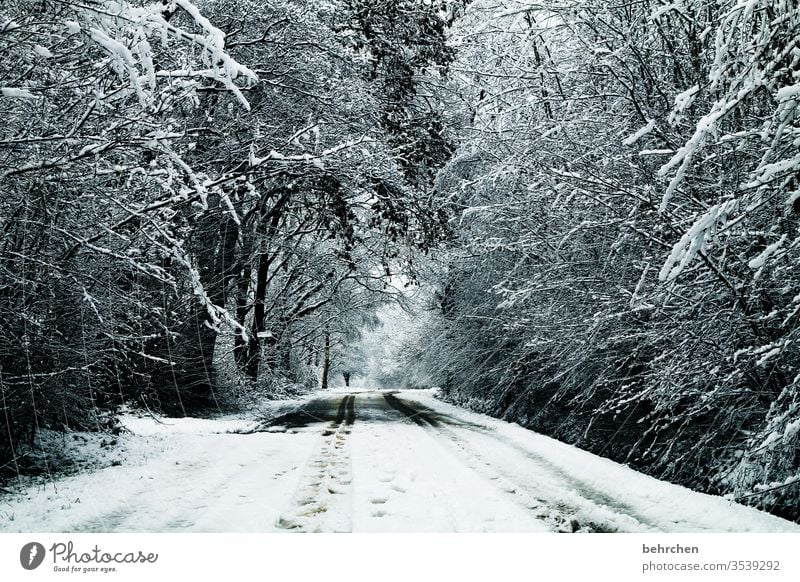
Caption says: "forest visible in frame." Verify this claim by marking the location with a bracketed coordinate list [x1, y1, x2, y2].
[1, 0, 798, 523]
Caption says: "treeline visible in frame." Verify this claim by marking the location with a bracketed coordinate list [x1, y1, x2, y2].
[0, 0, 459, 478]
[405, 0, 800, 521]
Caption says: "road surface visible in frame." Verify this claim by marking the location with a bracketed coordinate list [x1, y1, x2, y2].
[1, 390, 796, 532]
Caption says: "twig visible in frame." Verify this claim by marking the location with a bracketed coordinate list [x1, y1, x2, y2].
[736, 479, 800, 500]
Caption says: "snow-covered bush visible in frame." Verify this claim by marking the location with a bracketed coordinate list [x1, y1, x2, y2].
[412, 0, 800, 521]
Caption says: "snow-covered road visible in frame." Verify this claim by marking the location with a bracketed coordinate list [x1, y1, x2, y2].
[1, 390, 797, 533]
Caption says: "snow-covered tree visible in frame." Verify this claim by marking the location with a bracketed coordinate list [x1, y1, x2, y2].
[1, 0, 459, 477]
[407, 0, 800, 520]
[0, 0, 257, 469]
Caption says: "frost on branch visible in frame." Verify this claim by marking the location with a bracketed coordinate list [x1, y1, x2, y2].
[75, 0, 258, 109]
[0, 0, 264, 423]
[0, 1, 256, 111]
[657, 0, 800, 271]
[658, 201, 735, 281]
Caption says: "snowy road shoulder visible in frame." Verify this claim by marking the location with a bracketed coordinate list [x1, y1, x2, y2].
[398, 390, 799, 533]
[0, 399, 317, 533]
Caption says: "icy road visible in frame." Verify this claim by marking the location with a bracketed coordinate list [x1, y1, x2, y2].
[1, 390, 797, 533]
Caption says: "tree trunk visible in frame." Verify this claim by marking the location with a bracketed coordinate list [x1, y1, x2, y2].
[241, 200, 286, 381]
[320, 331, 331, 390]
[170, 204, 239, 409]
[233, 230, 254, 368]
[245, 247, 272, 380]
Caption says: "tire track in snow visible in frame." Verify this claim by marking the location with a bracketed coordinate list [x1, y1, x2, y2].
[383, 392, 433, 426]
[382, 392, 658, 532]
[329, 394, 349, 427]
[345, 394, 356, 425]
[276, 394, 356, 532]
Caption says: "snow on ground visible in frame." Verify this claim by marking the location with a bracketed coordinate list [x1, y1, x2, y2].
[348, 393, 549, 532]
[401, 391, 798, 533]
[0, 398, 314, 533]
[0, 389, 797, 533]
